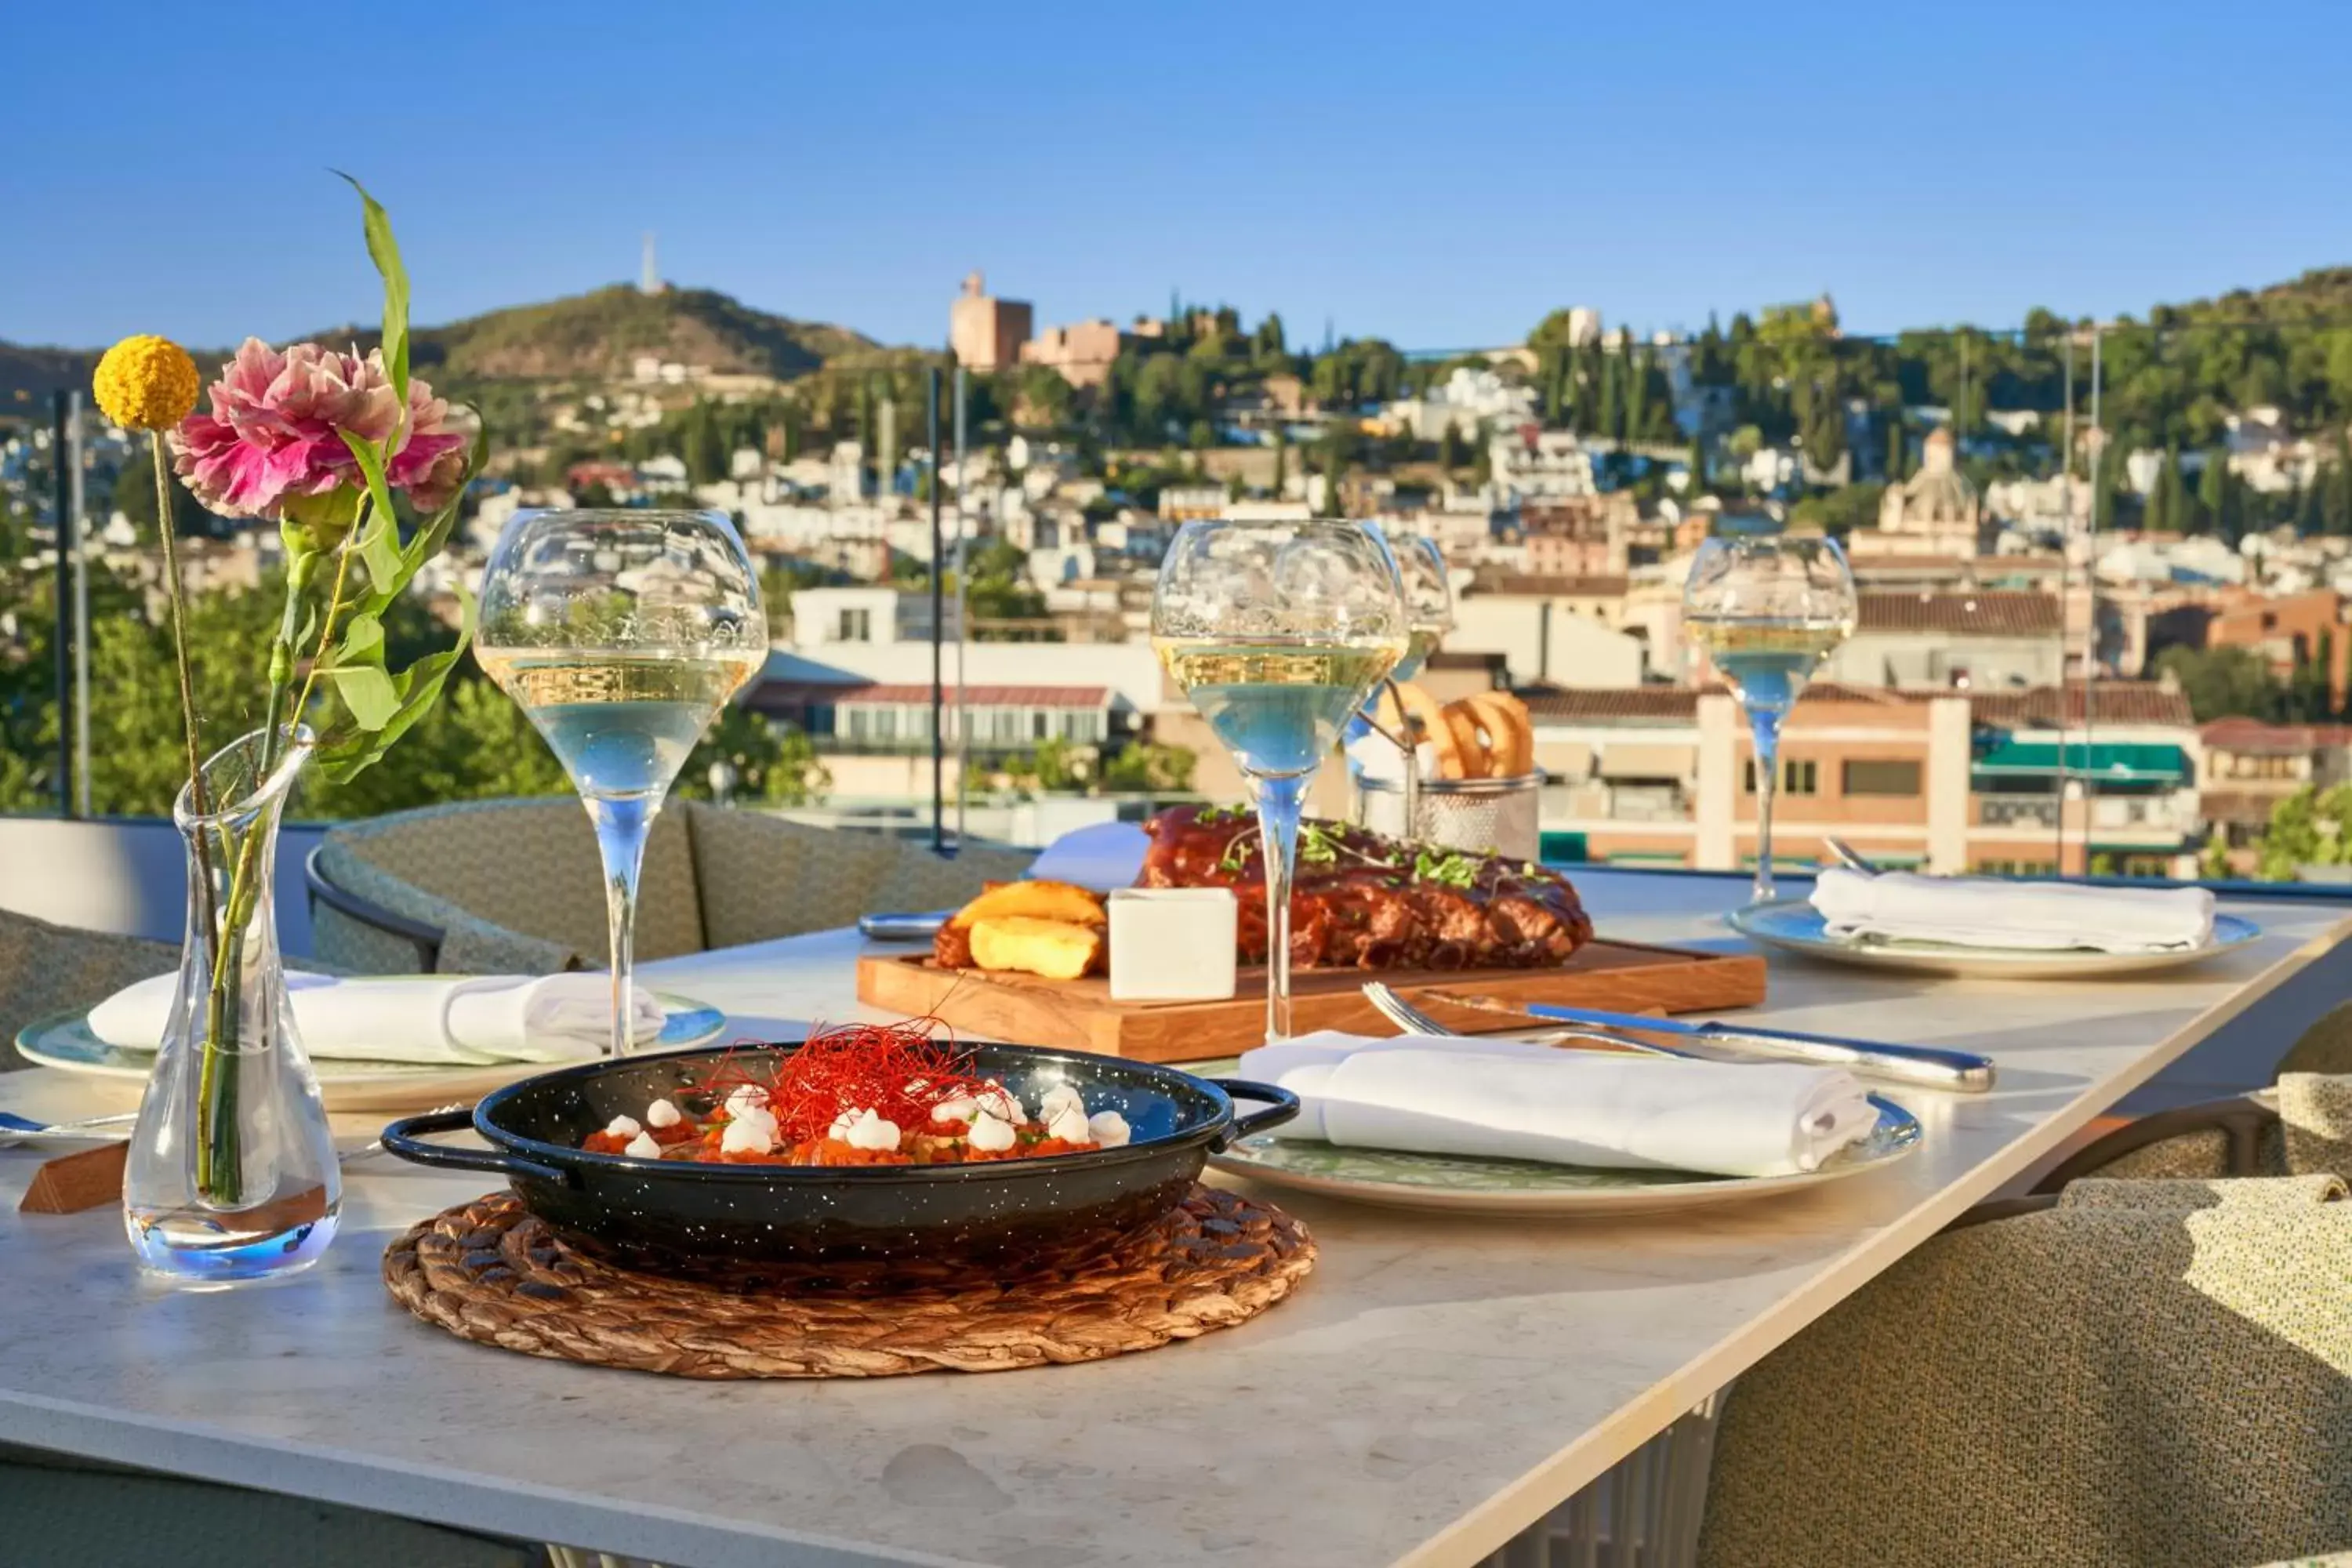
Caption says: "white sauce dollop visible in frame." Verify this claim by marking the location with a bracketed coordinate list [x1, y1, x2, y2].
[603, 1115, 642, 1138]
[1037, 1083, 1087, 1123]
[622, 1131, 662, 1159]
[967, 1109, 1018, 1153]
[1087, 1111, 1132, 1149]
[930, 1094, 978, 1126]
[724, 1085, 769, 1119]
[828, 1108, 902, 1152]
[1044, 1101, 1093, 1146]
[720, 1106, 779, 1155]
[644, 1098, 682, 1129]
[974, 1083, 1023, 1123]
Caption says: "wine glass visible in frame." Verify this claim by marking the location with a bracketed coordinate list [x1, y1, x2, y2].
[476, 510, 764, 1056]
[1390, 533, 1455, 682]
[1153, 519, 1407, 1040]
[1682, 535, 1857, 904]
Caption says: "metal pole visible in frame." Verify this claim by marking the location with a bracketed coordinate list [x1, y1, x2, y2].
[2056, 336, 2074, 869]
[927, 366, 946, 856]
[952, 366, 969, 848]
[2084, 326, 2103, 875]
[49, 390, 73, 817]
[68, 397, 89, 819]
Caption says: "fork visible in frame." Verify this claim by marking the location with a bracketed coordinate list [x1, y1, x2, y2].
[0, 1110, 139, 1145]
[1360, 983, 1688, 1060]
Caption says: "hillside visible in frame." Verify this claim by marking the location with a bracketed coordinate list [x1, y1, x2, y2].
[0, 285, 877, 409]
[2147, 267, 2352, 328]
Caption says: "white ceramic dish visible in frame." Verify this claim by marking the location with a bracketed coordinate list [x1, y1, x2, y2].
[1207, 1094, 1922, 1216]
[1726, 898, 2263, 979]
[16, 989, 728, 1112]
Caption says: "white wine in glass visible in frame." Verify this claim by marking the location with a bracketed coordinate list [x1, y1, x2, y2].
[1682, 535, 1857, 903]
[476, 510, 764, 1057]
[1153, 519, 1407, 1040]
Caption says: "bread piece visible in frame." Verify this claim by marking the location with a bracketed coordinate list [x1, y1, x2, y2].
[1377, 681, 1467, 779]
[1439, 704, 1492, 779]
[968, 916, 1105, 981]
[946, 880, 1108, 930]
[1464, 691, 1535, 776]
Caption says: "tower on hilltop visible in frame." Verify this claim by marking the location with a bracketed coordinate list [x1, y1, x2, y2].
[640, 232, 664, 296]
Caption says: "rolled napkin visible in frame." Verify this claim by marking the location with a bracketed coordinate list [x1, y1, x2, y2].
[1810, 867, 2215, 953]
[88, 973, 666, 1065]
[1239, 1030, 1879, 1178]
[1025, 820, 1150, 891]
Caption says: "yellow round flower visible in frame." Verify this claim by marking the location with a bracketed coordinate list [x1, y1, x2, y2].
[92, 335, 201, 431]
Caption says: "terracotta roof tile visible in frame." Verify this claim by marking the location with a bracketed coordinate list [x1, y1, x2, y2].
[2200, 717, 2352, 752]
[1857, 591, 2060, 637]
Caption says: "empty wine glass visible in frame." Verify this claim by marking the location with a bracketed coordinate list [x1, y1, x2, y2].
[1391, 533, 1455, 681]
[1682, 534, 1857, 903]
[476, 510, 764, 1055]
[1153, 519, 1407, 1040]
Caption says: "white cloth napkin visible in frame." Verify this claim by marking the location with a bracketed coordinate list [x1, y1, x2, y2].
[1810, 867, 2216, 953]
[1025, 821, 1149, 891]
[1239, 1031, 1879, 1178]
[88, 973, 666, 1065]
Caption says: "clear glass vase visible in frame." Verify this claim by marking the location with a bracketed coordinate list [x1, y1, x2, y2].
[124, 727, 341, 1285]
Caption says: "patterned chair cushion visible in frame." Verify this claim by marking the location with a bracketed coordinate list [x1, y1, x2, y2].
[684, 804, 1034, 949]
[0, 910, 178, 1068]
[314, 799, 704, 971]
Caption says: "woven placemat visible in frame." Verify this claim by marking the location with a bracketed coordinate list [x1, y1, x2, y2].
[383, 1185, 1314, 1378]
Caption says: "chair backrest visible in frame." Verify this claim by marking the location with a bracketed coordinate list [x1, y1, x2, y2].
[0, 909, 176, 1065]
[314, 798, 705, 969]
[683, 804, 1036, 947]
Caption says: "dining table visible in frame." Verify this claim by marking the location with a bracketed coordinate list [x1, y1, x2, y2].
[2, 869, 2346, 1568]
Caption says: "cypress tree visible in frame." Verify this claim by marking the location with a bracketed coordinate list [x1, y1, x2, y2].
[1439, 420, 1464, 471]
[1625, 350, 1651, 446]
[2195, 447, 2229, 536]
[1885, 419, 1905, 482]
[1271, 425, 1287, 494]
[1686, 435, 1706, 492]
[2092, 437, 2120, 534]
[1599, 352, 1624, 444]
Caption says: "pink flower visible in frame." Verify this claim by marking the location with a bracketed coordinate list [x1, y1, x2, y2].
[170, 338, 469, 521]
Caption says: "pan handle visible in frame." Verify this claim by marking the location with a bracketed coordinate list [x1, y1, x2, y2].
[379, 1107, 572, 1187]
[1207, 1079, 1300, 1150]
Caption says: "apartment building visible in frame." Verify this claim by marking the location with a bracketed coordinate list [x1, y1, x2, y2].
[2199, 717, 2352, 870]
[1525, 680, 2199, 877]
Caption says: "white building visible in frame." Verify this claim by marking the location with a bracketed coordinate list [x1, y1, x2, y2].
[1489, 428, 1597, 504]
[1385, 367, 1537, 442]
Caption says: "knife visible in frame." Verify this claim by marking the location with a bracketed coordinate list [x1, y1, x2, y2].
[1429, 994, 1996, 1093]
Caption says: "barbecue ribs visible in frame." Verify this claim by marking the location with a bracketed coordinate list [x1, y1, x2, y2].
[1138, 804, 1594, 969]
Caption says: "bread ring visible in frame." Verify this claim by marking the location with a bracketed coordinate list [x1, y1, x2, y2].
[1381, 681, 1465, 779]
[1465, 691, 1535, 777]
[1440, 703, 1492, 779]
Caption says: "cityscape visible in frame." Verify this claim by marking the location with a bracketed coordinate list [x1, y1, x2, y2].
[12, 244, 2352, 880]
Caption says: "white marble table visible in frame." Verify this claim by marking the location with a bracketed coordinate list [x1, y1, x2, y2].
[2, 873, 2345, 1568]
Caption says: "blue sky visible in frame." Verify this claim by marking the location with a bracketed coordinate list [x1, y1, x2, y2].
[8, 1, 2352, 354]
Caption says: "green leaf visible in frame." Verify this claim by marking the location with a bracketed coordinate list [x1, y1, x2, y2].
[338, 433, 405, 593]
[331, 611, 385, 666]
[336, 172, 409, 408]
[315, 583, 477, 783]
[322, 663, 400, 729]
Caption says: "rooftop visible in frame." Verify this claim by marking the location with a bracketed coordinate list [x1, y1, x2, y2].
[1857, 590, 2061, 637]
[1517, 680, 2197, 729]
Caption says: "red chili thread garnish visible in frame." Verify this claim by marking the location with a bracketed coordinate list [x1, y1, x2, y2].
[680, 1017, 996, 1145]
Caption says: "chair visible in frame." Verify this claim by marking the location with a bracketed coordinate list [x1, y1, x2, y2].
[307, 798, 1036, 974]
[0, 908, 178, 1069]
[1690, 1079, 2352, 1568]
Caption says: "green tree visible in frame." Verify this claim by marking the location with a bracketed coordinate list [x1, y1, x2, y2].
[683, 400, 727, 484]
[1624, 350, 1653, 446]
[1270, 425, 1287, 494]
[1884, 419, 1906, 481]
[672, 706, 829, 807]
[2093, 436, 2123, 533]
[2195, 447, 2239, 539]
[1439, 420, 1465, 472]
[1098, 742, 1196, 793]
[2255, 784, 2352, 881]
[2152, 644, 2286, 721]
[110, 459, 223, 541]
[2147, 443, 2186, 532]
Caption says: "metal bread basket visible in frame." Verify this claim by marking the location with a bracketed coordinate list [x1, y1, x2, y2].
[1357, 771, 1542, 861]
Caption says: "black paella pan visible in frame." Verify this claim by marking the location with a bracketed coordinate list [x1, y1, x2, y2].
[379, 1040, 1297, 1272]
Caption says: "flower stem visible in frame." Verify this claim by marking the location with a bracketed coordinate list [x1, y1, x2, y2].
[194, 500, 361, 1203]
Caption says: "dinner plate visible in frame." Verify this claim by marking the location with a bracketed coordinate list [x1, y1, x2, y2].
[15, 989, 730, 1112]
[1726, 898, 2263, 978]
[1206, 1094, 1921, 1216]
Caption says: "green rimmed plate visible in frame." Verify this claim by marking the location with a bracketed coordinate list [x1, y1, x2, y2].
[1206, 1094, 1922, 1216]
[15, 988, 728, 1113]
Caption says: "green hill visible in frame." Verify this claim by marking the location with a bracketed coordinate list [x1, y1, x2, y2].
[401, 285, 876, 383]
[0, 285, 876, 410]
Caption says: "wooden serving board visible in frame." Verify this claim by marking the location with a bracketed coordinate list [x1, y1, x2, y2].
[855, 939, 1766, 1064]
